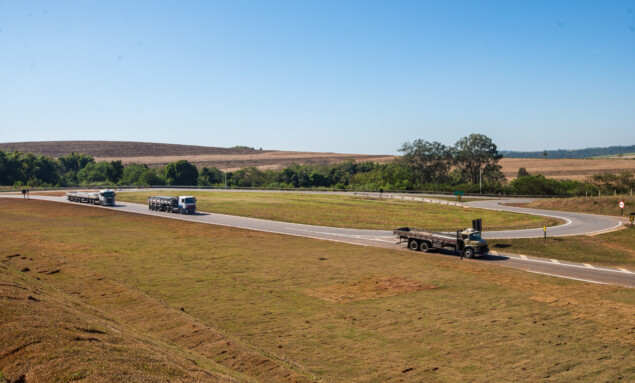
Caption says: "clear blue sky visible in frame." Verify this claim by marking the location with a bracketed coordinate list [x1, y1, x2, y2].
[1, 0, 634, 154]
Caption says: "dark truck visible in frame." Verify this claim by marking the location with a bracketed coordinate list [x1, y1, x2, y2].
[148, 195, 197, 214]
[394, 219, 489, 258]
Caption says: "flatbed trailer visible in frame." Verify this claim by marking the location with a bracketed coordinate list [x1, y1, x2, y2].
[393, 224, 489, 259]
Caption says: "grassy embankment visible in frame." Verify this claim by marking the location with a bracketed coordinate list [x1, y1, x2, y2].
[489, 196, 635, 267]
[516, 195, 635, 217]
[117, 191, 561, 231]
[490, 227, 635, 268]
[1, 199, 633, 382]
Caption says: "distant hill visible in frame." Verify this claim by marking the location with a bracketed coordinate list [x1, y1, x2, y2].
[502, 145, 635, 159]
[0, 141, 395, 171]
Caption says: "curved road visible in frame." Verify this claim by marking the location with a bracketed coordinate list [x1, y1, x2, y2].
[1, 193, 632, 288]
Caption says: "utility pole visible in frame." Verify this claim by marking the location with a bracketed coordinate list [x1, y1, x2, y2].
[225, 163, 228, 189]
[479, 166, 482, 195]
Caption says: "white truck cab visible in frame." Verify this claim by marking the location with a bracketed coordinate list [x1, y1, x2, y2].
[178, 196, 196, 214]
[99, 189, 116, 206]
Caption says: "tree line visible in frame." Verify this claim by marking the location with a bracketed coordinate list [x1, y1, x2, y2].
[1, 134, 633, 196]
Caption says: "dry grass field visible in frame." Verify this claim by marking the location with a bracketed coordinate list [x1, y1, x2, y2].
[1, 199, 634, 382]
[499, 158, 635, 181]
[2, 141, 632, 179]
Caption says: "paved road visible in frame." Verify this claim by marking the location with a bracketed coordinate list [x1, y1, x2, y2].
[1, 193, 633, 288]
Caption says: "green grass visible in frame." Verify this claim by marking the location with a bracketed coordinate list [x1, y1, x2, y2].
[117, 191, 561, 231]
[490, 226, 635, 267]
[1, 199, 633, 382]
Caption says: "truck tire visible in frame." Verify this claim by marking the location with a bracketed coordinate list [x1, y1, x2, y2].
[408, 240, 419, 251]
[463, 248, 474, 259]
[419, 242, 429, 252]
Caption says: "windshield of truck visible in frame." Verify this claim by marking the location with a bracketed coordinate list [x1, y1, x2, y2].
[469, 233, 481, 241]
[101, 191, 115, 197]
[184, 197, 196, 204]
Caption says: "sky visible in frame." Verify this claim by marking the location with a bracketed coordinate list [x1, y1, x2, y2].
[0, 1, 634, 155]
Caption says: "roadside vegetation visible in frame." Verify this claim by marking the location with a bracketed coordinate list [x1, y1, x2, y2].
[0, 199, 633, 382]
[116, 191, 561, 231]
[2, 134, 633, 197]
[512, 195, 635, 217]
[490, 226, 635, 268]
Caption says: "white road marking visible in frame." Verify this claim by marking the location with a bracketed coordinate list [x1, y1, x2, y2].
[551, 259, 560, 264]
[489, 250, 499, 255]
[584, 263, 594, 269]
[525, 271, 609, 286]
[519, 254, 528, 259]
[619, 268, 632, 274]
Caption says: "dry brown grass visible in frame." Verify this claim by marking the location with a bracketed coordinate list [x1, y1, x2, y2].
[500, 158, 635, 181]
[1, 199, 633, 382]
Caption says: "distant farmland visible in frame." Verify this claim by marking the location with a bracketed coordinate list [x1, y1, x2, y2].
[0, 140, 633, 180]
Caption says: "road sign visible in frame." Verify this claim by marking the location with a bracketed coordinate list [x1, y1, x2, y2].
[619, 201, 625, 209]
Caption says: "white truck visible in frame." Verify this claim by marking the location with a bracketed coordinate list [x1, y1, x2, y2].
[66, 190, 116, 206]
[147, 195, 197, 214]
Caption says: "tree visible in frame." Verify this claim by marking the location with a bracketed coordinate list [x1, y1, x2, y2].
[517, 167, 530, 178]
[398, 140, 452, 185]
[198, 167, 224, 186]
[453, 134, 505, 184]
[58, 152, 95, 173]
[106, 160, 124, 184]
[165, 160, 199, 186]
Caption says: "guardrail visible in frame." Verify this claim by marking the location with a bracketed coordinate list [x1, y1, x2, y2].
[0, 185, 593, 199]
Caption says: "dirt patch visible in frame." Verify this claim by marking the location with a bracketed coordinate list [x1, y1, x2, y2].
[306, 276, 435, 303]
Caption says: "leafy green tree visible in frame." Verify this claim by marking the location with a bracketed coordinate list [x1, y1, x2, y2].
[165, 160, 198, 186]
[106, 160, 124, 184]
[517, 167, 530, 178]
[198, 167, 224, 186]
[58, 152, 95, 173]
[453, 134, 505, 184]
[398, 139, 452, 185]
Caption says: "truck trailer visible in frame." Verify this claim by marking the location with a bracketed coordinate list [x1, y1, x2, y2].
[66, 190, 116, 206]
[394, 219, 489, 258]
[148, 196, 197, 214]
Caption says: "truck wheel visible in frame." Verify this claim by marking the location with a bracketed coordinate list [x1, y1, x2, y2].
[463, 248, 474, 259]
[419, 242, 429, 252]
[408, 240, 419, 251]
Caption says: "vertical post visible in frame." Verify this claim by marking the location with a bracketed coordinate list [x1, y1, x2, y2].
[543, 226, 546, 239]
[479, 166, 482, 195]
[225, 163, 227, 189]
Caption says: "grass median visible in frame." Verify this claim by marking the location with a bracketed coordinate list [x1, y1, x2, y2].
[1, 199, 633, 382]
[117, 190, 561, 231]
[489, 226, 635, 268]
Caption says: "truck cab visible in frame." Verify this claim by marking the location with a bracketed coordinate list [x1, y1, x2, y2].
[457, 228, 489, 258]
[178, 196, 196, 214]
[99, 190, 116, 206]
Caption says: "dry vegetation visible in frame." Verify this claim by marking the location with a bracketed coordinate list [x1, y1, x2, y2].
[1, 199, 633, 382]
[510, 195, 635, 217]
[0, 141, 395, 171]
[2, 141, 632, 179]
[500, 157, 635, 181]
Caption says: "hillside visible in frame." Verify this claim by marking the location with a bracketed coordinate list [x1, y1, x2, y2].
[0, 141, 395, 171]
[502, 144, 635, 159]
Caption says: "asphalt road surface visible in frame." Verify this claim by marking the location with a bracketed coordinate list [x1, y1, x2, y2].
[1, 193, 632, 288]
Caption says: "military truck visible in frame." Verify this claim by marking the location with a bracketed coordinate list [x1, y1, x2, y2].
[393, 219, 489, 258]
[148, 195, 197, 214]
[66, 190, 116, 206]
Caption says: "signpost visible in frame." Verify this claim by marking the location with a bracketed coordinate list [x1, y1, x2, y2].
[630, 213, 634, 228]
[454, 190, 464, 202]
[619, 200, 625, 216]
[543, 226, 547, 239]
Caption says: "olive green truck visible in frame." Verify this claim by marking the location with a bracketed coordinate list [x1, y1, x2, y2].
[394, 219, 489, 259]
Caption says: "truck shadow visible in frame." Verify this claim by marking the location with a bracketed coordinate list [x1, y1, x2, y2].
[419, 249, 509, 262]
